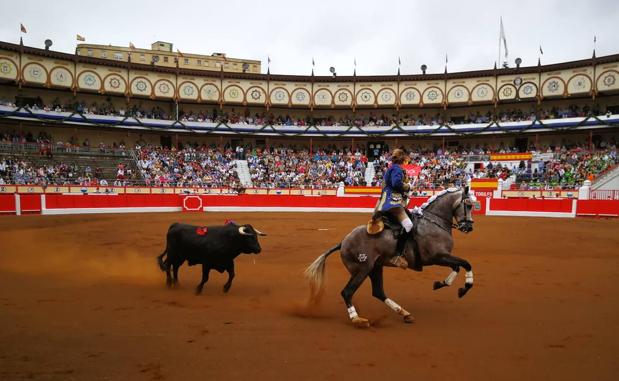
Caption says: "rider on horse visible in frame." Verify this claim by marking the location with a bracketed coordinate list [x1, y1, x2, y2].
[374, 148, 414, 269]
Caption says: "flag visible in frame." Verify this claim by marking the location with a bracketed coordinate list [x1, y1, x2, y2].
[20, 23, 27, 33]
[76, 34, 85, 42]
[594, 35, 597, 43]
[500, 17, 508, 58]
[129, 42, 135, 49]
[268, 56, 271, 64]
[539, 45, 543, 55]
[312, 57, 315, 66]
[398, 56, 401, 66]
[445, 53, 448, 64]
[176, 48, 183, 57]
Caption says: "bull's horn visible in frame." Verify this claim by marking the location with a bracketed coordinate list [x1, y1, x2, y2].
[254, 229, 267, 236]
[238, 226, 252, 236]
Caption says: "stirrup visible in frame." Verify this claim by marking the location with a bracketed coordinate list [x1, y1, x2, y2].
[389, 255, 408, 269]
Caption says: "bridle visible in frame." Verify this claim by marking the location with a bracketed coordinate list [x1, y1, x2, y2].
[422, 189, 475, 233]
[451, 190, 475, 233]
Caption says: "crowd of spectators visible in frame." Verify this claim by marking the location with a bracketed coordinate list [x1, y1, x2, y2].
[0, 129, 128, 156]
[246, 146, 368, 189]
[1, 129, 616, 190]
[368, 142, 617, 190]
[136, 144, 240, 188]
[2, 97, 611, 127]
[0, 155, 134, 187]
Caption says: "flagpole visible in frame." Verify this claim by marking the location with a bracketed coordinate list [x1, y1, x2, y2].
[498, 17, 502, 69]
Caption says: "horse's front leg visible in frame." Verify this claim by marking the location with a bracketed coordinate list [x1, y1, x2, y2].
[369, 265, 414, 324]
[432, 254, 474, 298]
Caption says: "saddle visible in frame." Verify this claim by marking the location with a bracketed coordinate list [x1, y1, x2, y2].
[366, 209, 416, 235]
[367, 213, 399, 236]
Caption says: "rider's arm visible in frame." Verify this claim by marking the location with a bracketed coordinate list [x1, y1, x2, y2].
[390, 167, 410, 192]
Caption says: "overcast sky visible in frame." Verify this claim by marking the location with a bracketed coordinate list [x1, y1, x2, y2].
[2, 0, 618, 76]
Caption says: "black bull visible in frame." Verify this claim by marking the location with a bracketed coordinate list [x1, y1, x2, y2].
[157, 223, 266, 294]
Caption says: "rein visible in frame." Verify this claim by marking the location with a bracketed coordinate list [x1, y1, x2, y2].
[421, 189, 474, 233]
[421, 210, 454, 232]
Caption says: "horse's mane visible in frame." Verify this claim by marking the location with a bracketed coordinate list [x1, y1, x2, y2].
[420, 187, 461, 210]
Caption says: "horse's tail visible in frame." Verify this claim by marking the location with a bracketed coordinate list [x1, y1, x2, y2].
[304, 243, 341, 301]
[157, 249, 169, 272]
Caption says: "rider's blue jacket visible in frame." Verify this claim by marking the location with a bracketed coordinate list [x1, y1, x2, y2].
[375, 163, 409, 212]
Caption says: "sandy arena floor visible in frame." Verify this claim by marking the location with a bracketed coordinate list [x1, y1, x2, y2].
[0, 212, 617, 381]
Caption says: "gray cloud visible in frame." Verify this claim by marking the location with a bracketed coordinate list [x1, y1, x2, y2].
[1, 0, 617, 76]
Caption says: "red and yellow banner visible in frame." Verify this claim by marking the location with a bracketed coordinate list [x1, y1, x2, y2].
[470, 178, 498, 190]
[489, 153, 532, 161]
[345, 186, 381, 194]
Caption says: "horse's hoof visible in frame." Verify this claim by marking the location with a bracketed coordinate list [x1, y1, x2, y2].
[352, 317, 370, 328]
[195, 288, 203, 295]
[433, 281, 445, 290]
[458, 285, 472, 298]
[403, 314, 415, 324]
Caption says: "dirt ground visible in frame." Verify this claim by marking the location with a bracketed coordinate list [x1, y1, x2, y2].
[0, 212, 617, 381]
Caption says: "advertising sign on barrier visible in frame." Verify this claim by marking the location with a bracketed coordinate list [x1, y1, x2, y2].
[151, 187, 175, 194]
[17, 186, 44, 193]
[0, 185, 17, 193]
[44, 186, 70, 193]
[125, 187, 149, 194]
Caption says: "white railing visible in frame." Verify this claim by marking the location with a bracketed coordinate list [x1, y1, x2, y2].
[589, 190, 619, 200]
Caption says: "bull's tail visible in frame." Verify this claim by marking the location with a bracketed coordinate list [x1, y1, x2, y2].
[304, 243, 341, 301]
[157, 250, 169, 272]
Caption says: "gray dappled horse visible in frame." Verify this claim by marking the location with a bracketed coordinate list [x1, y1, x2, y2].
[305, 187, 477, 328]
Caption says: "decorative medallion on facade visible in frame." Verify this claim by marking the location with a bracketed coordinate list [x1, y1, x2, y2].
[380, 91, 392, 102]
[476, 86, 489, 98]
[360, 91, 372, 102]
[603, 73, 616, 87]
[338, 92, 349, 102]
[547, 80, 560, 93]
[54, 70, 68, 83]
[249, 89, 261, 100]
[109, 77, 121, 89]
[229, 88, 240, 99]
[84, 74, 96, 87]
[427, 89, 439, 101]
[502, 87, 513, 97]
[317, 92, 328, 102]
[158, 82, 170, 94]
[573, 76, 587, 90]
[0, 62, 11, 75]
[404, 90, 415, 101]
[273, 89, 285, 101]
[181, 85, 194, 96]
[522, 84, 534, 96]
[453, 88, 464, 99]
[295, 91, 306, 102]
[135, 80, 148, 92]
[203, 86, 216, 98]
[29, 66, 42, 79]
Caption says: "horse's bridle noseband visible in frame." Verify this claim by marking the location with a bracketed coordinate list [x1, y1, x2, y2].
[452, 191, 475, 233]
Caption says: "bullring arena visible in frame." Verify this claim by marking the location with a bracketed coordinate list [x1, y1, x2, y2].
[1, 212, 618, 380]
[2, 4, 619, 379]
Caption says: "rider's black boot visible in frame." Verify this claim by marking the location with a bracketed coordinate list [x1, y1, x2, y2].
[389, 228, 409, 269]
